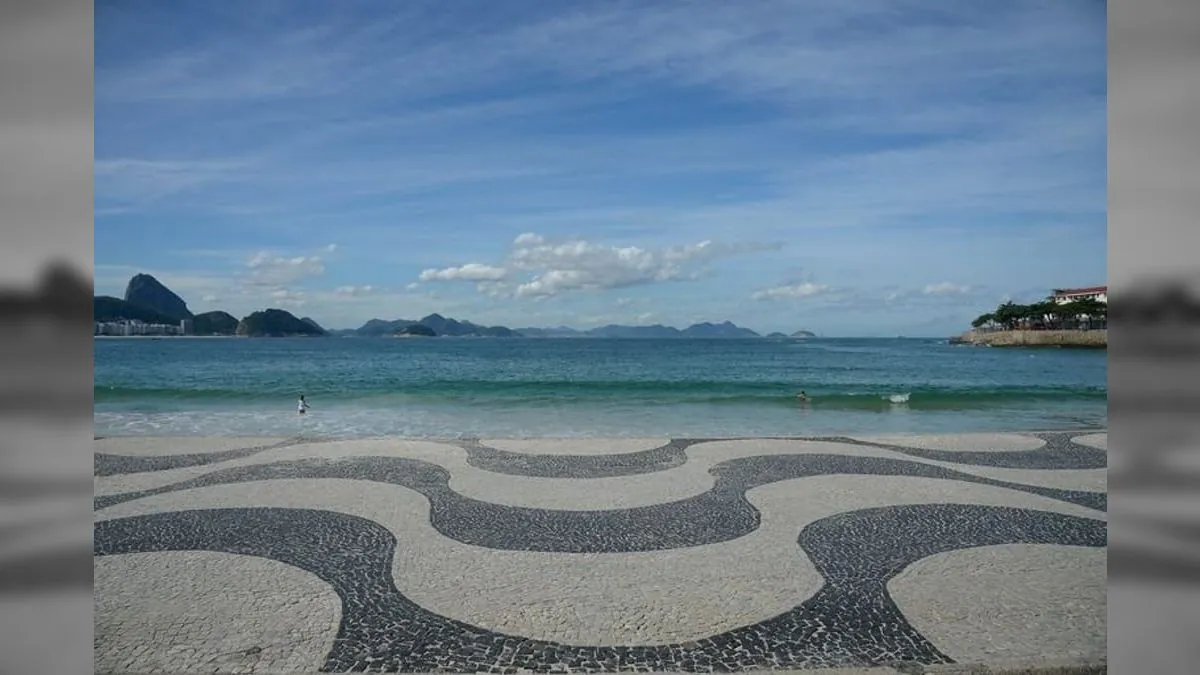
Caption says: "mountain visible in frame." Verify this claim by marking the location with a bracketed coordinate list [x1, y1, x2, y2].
[588, 323, 682, 338]
[681, 321, 760, 338]
[355, 314, 520, 337]
[394, 323, 436, 337]
[766, 332, 788, 338]
[123, 273, 192, 321]
[791, 330, 816, 338]
[356, 318, 407, 336]
[514, 320, 763, 338]
[417, 313, 519, 337]
[514, 326, 587, 338]
[236, 309, 326, 337]
[300, 316, 325, 332]
[192, 310, 238, 336]
[94, 296, 178, 325]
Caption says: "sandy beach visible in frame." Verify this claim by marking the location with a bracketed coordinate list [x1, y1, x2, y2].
[92, 430, 1111, 674]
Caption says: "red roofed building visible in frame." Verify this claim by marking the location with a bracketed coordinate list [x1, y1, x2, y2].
[1052, 285, 1107, 305]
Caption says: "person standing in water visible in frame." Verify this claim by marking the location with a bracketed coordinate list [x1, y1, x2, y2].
[297, 394, 310, 415]
[796, 390, 810, 404]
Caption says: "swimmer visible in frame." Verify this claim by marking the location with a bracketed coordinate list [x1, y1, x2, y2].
[796, 390, 810, 403]
[298, 394, 310, 415]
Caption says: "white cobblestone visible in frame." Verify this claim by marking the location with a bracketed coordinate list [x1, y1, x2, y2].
[94, 551, 341, 674]
[1072, 433, 1107, 451]
[888, 544, 1106, 662]
[483, 438, 671, 455]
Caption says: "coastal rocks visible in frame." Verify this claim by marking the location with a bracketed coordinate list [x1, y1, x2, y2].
[235, 309, 326, 337]
[123, 273, 193, 321]
[951, 330, 1107, 349]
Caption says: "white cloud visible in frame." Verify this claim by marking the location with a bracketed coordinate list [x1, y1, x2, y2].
[244, 251, 325, 286]
[325, 243, 338, 253]
[513, 232, 545, 246]
[922, 282, 973, 296]
[419, 263, 509, 282]
[500, 233, 779, 298]
[333, 285, 375, 297]
[413, 232, 777, 299]
[751, 282, 831, 301]
[201, 294, 220, 303]
[268, 288, 308, 308]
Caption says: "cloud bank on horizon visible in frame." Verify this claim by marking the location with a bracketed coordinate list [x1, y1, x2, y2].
[94, 0, 1105, 336]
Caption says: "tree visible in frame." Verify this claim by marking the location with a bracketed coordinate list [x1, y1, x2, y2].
[993, 301, 1023, 330]
[971, 312, 995, 329]
[1067, 297, 1107, 329]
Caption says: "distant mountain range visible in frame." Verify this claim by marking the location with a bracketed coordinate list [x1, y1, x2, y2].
[351, 313, 518, 338]
[513, 321, 798, 339]
[94, 272, 819, 339]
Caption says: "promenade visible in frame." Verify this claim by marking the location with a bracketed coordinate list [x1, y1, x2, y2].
[93, 432, 1108, 673]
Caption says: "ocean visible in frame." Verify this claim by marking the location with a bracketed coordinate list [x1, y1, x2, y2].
[91, 333, 1104, 439]
[93, 337, 1107, 438]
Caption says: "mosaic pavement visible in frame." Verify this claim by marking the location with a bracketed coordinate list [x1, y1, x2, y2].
[93, 432, 1108, 673]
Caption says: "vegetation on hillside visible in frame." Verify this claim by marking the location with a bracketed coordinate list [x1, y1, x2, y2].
[192, 310, 239, 335]
[236, 309, 327, 337]
[971, 296, 1107, 331]
[94, 296, 178, 325]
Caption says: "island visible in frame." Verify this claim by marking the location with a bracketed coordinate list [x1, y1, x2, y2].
[236, 309, 327, 337]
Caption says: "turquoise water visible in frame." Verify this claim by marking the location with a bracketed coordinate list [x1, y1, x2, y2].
[93, 337, 1107, 437]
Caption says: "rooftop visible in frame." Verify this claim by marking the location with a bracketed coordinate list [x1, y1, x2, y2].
[1053, 286, 1107, 296]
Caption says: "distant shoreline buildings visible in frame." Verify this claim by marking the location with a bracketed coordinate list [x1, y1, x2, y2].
[94, 318, 190, 336]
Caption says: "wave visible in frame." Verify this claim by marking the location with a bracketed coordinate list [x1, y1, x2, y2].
[95, 381, 1107, 411]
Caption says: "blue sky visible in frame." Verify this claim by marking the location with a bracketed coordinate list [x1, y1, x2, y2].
[94, 0, 1106, 336]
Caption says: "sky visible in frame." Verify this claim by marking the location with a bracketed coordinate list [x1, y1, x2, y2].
[93, 0, 1107, 336]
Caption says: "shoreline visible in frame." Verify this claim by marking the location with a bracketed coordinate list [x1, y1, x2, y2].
[94, 427, 1107, 441]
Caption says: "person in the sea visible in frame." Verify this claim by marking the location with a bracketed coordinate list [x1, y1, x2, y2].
[297, 394, 310, 415]
[796, 390, 810, 404]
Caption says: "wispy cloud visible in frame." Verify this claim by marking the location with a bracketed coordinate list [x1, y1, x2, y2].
[922, 282, 974, 296]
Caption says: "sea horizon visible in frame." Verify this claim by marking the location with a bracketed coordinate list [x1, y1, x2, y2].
[95, 336, 1108, 439]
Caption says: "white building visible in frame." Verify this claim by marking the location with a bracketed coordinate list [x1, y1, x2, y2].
[94, 319, 183, 336]
[1052, 286, 1107, 305]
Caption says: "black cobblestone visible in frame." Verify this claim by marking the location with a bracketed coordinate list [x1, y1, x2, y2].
[93, 503, 1106, 672]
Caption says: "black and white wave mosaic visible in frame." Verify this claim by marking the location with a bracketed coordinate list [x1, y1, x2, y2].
[93, 432, 1108, 672]
[95, 503, 1105, 672]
